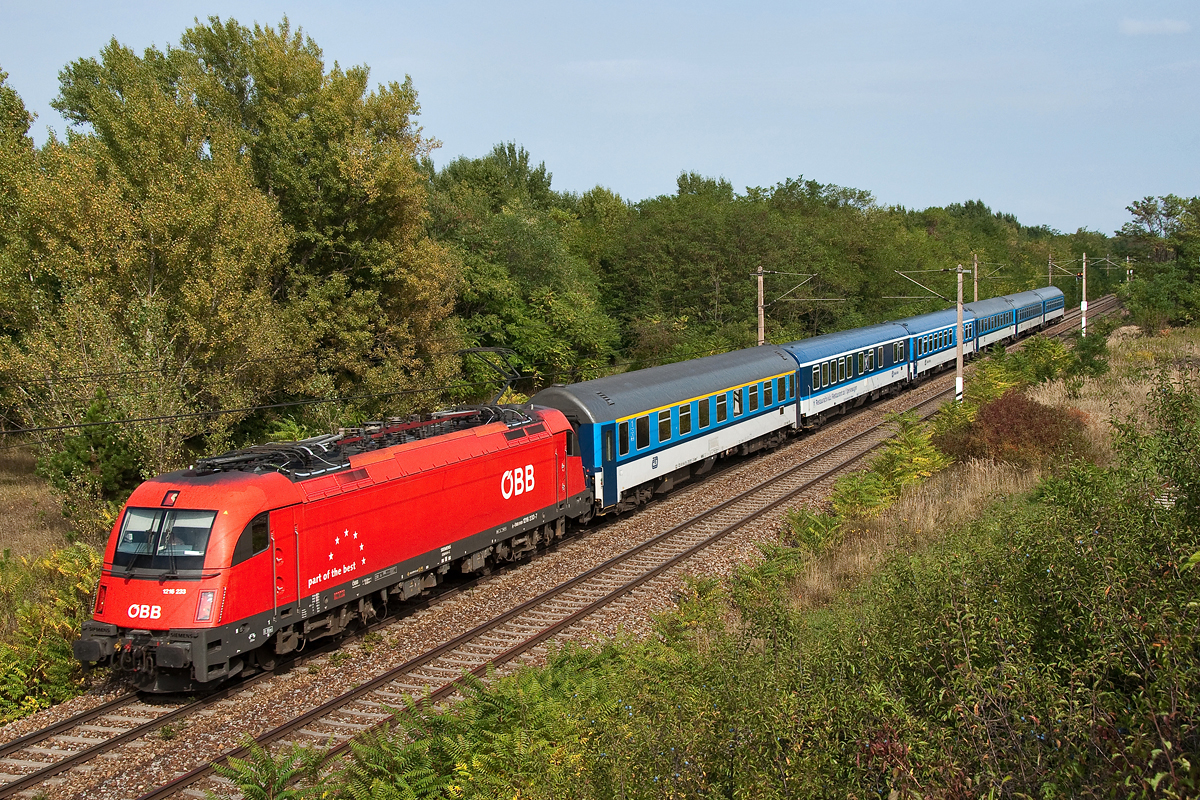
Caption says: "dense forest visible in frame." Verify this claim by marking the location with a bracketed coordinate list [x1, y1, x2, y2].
[0, 16, 1197, 520]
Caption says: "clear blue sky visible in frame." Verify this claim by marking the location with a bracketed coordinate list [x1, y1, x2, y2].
[2, 1, 1195, 234]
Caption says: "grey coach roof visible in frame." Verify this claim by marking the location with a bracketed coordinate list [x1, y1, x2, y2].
[530, 347, 796, 425]
[780, 322, 910, 365]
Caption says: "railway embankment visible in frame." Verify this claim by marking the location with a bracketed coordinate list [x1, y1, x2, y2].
[214, 323, 1200, 799]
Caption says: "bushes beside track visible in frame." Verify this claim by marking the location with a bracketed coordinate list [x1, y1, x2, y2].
[0, 544, 101, 723]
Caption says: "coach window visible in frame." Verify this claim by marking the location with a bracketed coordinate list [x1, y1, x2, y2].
[777, 377, 785, 401]
[716, 393, 728, 423]
[636, 415, 650, 450]
[764, 381, 773, 406]
[749, 385, 759, 412]
[603, 429, 615, 462]
[856, 352, 863, 375]
[788, 374, 795, 398]
[699, 397, 711, 429]
[821, 362, 829, 388]
[658, 410, 671, 442]
[811, 366, 820, 390]
[618, 421, 630, 457]
[838, 357, 846, 382]
[876, 346, 883, 367]
[232, 512, 270, 567]
[866, 348, 874, 371]
[733, 390, 743, 417]
[679, 404, 692, 435]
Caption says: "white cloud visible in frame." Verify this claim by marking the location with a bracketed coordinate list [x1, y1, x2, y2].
[1120, 19, 1191, 36]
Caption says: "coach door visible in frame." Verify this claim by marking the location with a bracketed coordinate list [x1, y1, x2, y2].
[268, 505, 299, 612]
[600, 423, 618, 507]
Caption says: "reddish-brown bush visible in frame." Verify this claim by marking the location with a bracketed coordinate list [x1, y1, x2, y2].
[933, 390, 1093, 466]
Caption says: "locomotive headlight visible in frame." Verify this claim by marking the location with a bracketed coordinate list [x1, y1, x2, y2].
[195, 590, 216, 622]
[94, 584, 107, 614]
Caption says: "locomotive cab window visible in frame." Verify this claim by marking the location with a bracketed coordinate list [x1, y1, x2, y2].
[232, 512, 270, 567]
[679, 404, 692, 435]
[113, 508, 218, 573]
[636, 416, 650, 450]
[699, 397, 710, 429]
[716, 394, 728, 423]
[566, 429, 579, 457]
[658, 410, 671, 442]
[618, 421, 629, 457]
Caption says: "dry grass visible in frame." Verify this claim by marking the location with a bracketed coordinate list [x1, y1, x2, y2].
[1028, 325, 1200, 459]
[0, 447, 73, 559]
[788, 459, 1039, 611]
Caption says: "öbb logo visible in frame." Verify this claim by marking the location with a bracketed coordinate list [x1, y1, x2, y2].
[128, 604, 162, 620]
[501, 465, 535, 499]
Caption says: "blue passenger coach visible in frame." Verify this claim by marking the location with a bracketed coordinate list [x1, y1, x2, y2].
[531, 348, 798, 512]
[1033, 286, 1066, 325]
[963, 296, 1017, 349]
[1008, 290, 1049, 335]
[898, 308, 974, 380]
[780, 323, 910, 427]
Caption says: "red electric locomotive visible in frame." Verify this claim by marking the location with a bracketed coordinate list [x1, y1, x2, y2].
[73, 406, 591, 692]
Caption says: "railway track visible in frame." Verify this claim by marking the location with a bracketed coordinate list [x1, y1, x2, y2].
[2, 296, 1118, 799]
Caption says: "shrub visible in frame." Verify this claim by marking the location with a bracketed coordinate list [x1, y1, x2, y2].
[933, 389, 1093, 467]
[0, 543, 102, 722]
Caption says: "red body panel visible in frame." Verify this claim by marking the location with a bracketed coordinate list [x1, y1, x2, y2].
[294, 422, 561, 599]
[93, 408, 584, 639]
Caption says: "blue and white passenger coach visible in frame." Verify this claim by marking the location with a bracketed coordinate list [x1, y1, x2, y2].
[531, 349, 798, 512]
[780, 322, 910, 427]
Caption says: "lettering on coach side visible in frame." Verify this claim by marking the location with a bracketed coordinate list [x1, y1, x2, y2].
[500, 465, 535, 499]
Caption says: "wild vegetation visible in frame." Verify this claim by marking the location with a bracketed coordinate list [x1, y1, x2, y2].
[0, 13, 1198, 771]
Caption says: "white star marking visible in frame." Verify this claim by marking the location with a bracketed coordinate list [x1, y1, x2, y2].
[335, 537, 340, 545]
[359, 543, 364, 551]
[353, 531, 358, 539]
[361, 557, 366, 565]
[328, 552, 333, 561]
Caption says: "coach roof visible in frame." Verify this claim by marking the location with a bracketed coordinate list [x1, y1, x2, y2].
[780, 322, 910, 365]
[530, 347, 796, 425]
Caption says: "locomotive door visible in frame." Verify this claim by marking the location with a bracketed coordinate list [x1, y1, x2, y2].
[600, 422, 618, 508]
[268, 505, 300, 611]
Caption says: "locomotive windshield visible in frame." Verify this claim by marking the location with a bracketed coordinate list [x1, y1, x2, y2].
[111, 508, 217, 575]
